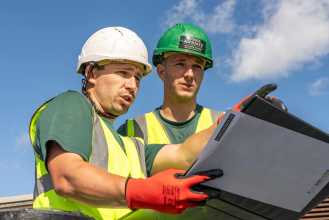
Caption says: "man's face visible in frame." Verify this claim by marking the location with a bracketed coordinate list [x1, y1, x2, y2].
[92, 62, 143, 116]
[157, 53, 205, 102]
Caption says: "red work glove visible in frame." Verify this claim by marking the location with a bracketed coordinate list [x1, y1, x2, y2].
[232, 95, 252, 112]
[125, 169, 215, 214]
[231, 95, 288, 112]
[231, 84, 288, 113]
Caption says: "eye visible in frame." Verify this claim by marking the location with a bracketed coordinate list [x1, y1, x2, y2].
[134, 75, 142, 84]
[175, 62, 185, 68]
[116, 71, 129, 77]
[192, 64, 203, 71]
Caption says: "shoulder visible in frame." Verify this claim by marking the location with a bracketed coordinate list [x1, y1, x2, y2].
[117, 110, 155, 137]
[49, 90, 89, 107]
[38, 91, 93, 131]
[198, 104, 221, 114]
[133, 110, 156, 120]
[124, 110, 156, 128]
[36, 91, 94, 161]
[197, 105, 223, 122]
[45, 91, 91, 115]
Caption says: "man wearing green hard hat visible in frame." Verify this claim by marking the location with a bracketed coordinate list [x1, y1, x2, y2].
[119, 24, 224, 219]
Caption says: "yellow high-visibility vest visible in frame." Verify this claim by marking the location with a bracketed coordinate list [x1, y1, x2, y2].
[127, 107, 219, 144]
[29, 99, 147, 220]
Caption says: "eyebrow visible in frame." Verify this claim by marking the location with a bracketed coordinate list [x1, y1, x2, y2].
[173, 58, 186, 62]
[114, 66, 143, 77]
[113, 66, 140, 72]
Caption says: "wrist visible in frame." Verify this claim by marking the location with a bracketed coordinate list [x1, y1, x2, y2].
[125, 177, 144, 210]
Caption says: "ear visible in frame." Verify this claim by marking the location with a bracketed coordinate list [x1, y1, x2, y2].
[84, 64, 97, 85]
[156, 64, 165, 81]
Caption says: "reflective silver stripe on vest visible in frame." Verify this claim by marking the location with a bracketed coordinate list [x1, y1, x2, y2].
[135, 116, 148, 144]
[131, 138, 147, 176]
[35, 174, 54, 196]
[89, 114, 109, 170]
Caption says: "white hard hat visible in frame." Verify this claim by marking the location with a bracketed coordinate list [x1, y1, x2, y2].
[77, 27, 152, 75]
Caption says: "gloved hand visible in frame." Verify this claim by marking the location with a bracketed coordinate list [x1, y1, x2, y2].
[232, 84, 288, 112]
[232, 95, 253, 112]
[266, 96, 288, 112]
[125, 168, 221, 214]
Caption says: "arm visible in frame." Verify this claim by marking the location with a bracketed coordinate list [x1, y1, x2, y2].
[37, 93, 128, 207]
[47, 141, 127, 208]
[151, 123, 217, 175]
[39, 93, 215, 212]
[47, 141, 218, 214]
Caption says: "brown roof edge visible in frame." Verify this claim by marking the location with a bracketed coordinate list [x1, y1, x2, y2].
[0, 194, 33, 204]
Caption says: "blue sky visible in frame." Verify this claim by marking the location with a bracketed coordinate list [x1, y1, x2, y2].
[1, 0, 328, 197]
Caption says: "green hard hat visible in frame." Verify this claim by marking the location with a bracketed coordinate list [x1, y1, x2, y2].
[153, 23, 213, 70]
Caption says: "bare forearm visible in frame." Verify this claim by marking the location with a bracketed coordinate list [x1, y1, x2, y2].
[57, 162, 127, 207]
[47, 143, 128, 208]
[152, 124, 217, 174]
[178, 124, 216, 169]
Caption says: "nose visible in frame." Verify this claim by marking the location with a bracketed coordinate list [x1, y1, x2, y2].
[184, 66, 194, 81]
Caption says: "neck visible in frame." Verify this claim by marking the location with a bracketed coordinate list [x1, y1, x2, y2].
[160, 98, 197, 122]
[85, 91, 117, 121]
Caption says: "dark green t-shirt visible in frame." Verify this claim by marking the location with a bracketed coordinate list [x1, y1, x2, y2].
[118, 105, 207, 144]
[36, 91, 93, 161]
[35, 90, 160, 175]
[154, 105, 205, 144]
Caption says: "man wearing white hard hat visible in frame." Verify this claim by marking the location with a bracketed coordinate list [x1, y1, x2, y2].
[29, 27, 223, 220]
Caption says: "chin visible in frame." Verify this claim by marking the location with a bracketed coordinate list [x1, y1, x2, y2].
[177, 91, 195, 99]
[112, 109, 127, 116]
[176, 95, 195, 103]
[118, 107, 131, 115]
[106, 107, 127, 117]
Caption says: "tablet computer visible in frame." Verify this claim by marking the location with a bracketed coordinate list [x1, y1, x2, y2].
[186, 100, 329, 220]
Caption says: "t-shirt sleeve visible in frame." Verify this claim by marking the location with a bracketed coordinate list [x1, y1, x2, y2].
[37, 91, 93, 162]
[144, 144, 165, 176]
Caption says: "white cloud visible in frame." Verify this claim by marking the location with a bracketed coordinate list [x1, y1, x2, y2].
[231, 0, 329, 81]
[164, 0, 236, 34]
[197, 0, 236, 34]
[164, 0, 200, 27]
[309, 77, 329, 96]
